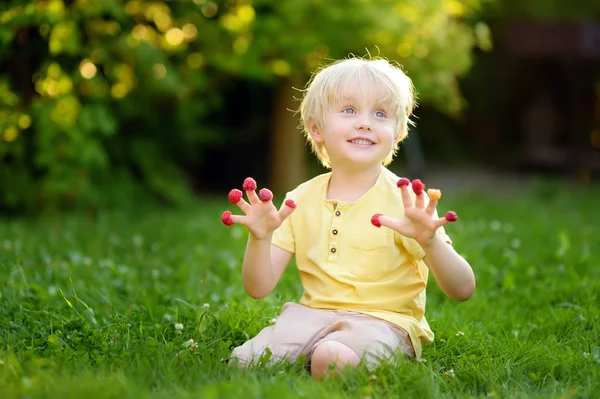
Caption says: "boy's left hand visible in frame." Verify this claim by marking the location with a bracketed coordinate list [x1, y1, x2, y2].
[372, 178, 457, 246]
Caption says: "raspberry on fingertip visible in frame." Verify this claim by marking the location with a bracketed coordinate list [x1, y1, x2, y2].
[371, 213, 383, 228]
[445, 211, 458, 222]
[228, 189, 243, 204]
[412, 179, 425, 195]
[397, 178, 410, 187]
[242, 177, 257, 191]
[285, 199, 296, 208]
[258, 188, 273, 202]
[221, 211, 234, 226]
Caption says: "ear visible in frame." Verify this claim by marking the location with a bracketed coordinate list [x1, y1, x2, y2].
[307, 117, 324, 143]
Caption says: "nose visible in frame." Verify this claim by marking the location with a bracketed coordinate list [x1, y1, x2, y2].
[355, 116, 372, 131]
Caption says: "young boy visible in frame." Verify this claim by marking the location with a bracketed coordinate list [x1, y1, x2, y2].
[221, 57, 475, 380]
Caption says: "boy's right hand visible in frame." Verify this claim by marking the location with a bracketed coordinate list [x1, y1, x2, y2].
[221, 177, 296, 240]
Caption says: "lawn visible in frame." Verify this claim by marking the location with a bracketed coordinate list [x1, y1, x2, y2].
[1, 178, 599, 398]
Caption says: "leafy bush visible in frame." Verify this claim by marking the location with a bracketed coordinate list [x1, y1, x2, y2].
[0, 0, 493, 212]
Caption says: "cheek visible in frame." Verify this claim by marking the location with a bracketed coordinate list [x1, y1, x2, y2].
[381, 123, 397, 141]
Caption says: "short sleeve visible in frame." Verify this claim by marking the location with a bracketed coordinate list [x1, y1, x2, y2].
[396, 234, 426, 260]
[271, 194, 295, 253]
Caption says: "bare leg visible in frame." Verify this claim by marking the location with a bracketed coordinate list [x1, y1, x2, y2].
[310, 341, 360, 381]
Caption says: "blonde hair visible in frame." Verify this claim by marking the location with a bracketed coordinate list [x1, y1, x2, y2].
[299, 57, 416, 168]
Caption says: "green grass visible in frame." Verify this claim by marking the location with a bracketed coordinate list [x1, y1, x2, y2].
[1, 179, 599, 398]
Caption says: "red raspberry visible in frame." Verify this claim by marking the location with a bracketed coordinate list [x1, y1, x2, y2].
[412, 179, 425, 195]
[371, 213, 383, 228]
[221, 210, 234, 226]
[397, 178, 410, 187]
[228, 189, 243, 204]
[242, 177, 257, 191]
[259, 188, 273, 202]
[285, 199, 296, 208]
[445, 211, 458, 222]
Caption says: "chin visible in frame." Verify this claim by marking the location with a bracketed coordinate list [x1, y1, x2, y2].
[340, 158, 385, 170]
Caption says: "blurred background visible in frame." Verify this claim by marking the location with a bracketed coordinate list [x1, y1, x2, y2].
[1, 0, 599, 215]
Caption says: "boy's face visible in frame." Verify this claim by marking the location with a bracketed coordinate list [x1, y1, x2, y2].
[309, 83, 397, 171]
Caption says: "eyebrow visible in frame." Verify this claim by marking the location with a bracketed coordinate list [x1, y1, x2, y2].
[336, 97, 393, 109]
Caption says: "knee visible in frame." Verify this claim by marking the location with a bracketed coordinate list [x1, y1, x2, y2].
[310, 341, 360, 381]
[227, 355, 246, 369]
[228, 347, 251, 369]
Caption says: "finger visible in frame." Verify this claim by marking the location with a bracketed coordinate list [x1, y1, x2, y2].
[425, 199, 437, 216]
[425, 189, 441, 216]
[242, 177, 259, 205]
[230, 214, 248, 226]
[278, 199, 297, 220]
[235, 198, 251, 214]
[246, 190, 260, 205]
[397, 178, 413, 208]
[371, 213, 398, 230]
[413, 179, 426, 208]
[433, 211, 458, 228]
[228, 189, 251, 213]
[221, 210, 247, 227]
[415, 191, 425, 209]
[433, 217, 450, 229]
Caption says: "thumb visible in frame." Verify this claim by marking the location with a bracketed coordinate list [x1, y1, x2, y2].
[278, 199, 297, 220]
[371, 213, 398, 230]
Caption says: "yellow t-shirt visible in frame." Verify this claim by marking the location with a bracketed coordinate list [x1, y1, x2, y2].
[271, 166, 451, 359]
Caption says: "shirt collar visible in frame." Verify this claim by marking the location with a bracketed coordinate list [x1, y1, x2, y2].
[322, 166, 387, 208]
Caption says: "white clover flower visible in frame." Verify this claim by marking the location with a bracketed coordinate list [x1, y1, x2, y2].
[174, 323, 184, 333]
[202, 303, 210, 310]
[269, 318, 277, 325]
[183, 339, 197, 350]
[456, 331, 465, 336]
[444, 369, 455, 378]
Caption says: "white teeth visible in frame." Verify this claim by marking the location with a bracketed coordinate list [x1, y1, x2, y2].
[350, 139, 373, 145]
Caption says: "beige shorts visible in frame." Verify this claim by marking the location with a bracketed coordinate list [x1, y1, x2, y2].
[230, 302, 415, 369]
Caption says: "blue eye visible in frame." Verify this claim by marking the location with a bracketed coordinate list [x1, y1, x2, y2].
[343, 108, 356, 114]
[375, 111, 386, 118]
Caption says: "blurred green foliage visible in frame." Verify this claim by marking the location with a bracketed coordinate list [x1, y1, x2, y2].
[0, 0, 495, 213]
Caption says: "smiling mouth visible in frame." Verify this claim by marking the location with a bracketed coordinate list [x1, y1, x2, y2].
[348, 139, 374, 145]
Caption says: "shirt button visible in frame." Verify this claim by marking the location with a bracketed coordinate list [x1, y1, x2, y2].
[335, 211, 341, 216]
[332, 229, 338, 235]
[331, 247, 336, 253]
